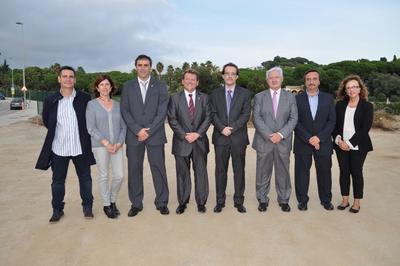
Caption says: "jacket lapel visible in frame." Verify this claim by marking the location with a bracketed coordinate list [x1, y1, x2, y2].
[194, 91, 202, 126]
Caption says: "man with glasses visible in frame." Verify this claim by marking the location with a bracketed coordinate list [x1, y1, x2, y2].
[209, 63, 251, 213]
[293, 69, 336, 211]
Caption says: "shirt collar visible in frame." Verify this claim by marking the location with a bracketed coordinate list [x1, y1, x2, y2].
[306, 89, 319, 97]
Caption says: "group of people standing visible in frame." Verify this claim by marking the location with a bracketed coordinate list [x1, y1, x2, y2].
[35, 54, 373, 223]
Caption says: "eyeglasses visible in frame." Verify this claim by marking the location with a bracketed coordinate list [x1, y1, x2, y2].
[346, 85, 360, 91]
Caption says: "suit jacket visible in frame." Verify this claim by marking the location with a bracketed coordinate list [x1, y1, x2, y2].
[167, 90, 211, 157]
[120, 77, 168, 146]
[35, 90, 95, 170]
[210, 85, 251, 147]
[252, 89, 298, 154]
[332, 98, 373, 153]
[293, 91, 336, 155]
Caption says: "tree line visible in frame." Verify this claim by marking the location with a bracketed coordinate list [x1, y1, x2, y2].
[1, 56, 400, 102]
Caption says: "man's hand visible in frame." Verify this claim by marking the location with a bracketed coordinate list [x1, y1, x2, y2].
[269, 132, 282, 144]
[185, 132, 200, 143]
[222, 127, 233, 136]
[137, 128, 150, 142]
[309, 136, 320, 146]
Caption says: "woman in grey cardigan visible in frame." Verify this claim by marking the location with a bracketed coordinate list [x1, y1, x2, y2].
[86, 74, 126, 218]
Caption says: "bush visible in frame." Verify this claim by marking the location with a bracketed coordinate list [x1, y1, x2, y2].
[390, 95, 400, 102]
[374, 102, 400, 115]
[373, 110, 399, 131]
[375, 92, 387, 102]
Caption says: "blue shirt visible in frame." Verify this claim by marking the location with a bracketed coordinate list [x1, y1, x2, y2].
[307, 90, 319, 120]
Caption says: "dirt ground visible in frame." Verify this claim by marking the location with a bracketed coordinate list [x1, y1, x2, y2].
[0, 120, 399, 266]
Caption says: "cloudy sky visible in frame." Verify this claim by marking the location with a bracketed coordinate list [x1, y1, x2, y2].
[0, 0, 399, 72]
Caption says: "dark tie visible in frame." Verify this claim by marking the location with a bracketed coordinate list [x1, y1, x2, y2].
[227, 90, 232, 116]
[188, 94, 195, 122]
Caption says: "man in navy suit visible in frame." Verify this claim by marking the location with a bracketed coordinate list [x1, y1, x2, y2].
[294, 69, 336, 211]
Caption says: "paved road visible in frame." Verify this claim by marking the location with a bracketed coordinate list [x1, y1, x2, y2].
[0, 99, 38, 127]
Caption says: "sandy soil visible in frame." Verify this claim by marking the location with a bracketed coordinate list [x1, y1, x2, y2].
[0, 120, 399, 266]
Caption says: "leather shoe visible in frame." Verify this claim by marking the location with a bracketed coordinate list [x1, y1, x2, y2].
[323, 202, 334, 211]
[128, 206, 143, 217]
[349, 206, 360, 213]
[176, 204, 187, 214]
[110, 202, 120, 216]
[213, 203, 225, 213]
[197, 204, 206, 213]
[234, 204, 247, 213]
[49, 210, 64, 223]
[258, 202, 268, 212]
[279, 203, 291, 212]
[103, 206, 116, 219]
[157, 206, 170, 215]
[337, 203, 350, 210]
[83, 207, 94, 219]
[298, 202, 308, 211]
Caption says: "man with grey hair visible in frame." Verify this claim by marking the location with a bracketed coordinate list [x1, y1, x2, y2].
[252, 66, 298, 212]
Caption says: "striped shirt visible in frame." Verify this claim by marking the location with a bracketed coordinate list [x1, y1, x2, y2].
[52, 89, 83, 156]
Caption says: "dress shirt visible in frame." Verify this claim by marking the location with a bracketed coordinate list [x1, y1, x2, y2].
[343, 106, 359, 150]
[307, 90, 319, 120]
[184, 89, 196, 107]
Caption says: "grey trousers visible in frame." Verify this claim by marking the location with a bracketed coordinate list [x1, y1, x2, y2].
[255, 147, 291, 204]
[92, 147, 124, 206]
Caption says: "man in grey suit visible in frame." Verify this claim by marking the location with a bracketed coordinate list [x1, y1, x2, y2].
[168, 69, 211, 214]
[252, 66, 298, 212]
[210, 63, 251, 213]
[120, 54, 169, 216]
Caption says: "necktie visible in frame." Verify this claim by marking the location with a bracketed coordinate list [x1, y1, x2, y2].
[188, 94, 195, 122]
[140, 81, 148, 103]
[227, 90, 232, 116]
[272, 91, 278, 118]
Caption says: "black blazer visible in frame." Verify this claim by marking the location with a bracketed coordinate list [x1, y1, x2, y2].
[167, 90, 211, 157]
[332, 98, 373, 153]
[209, 85, 251, 147]
[35, 90, 95, 170]
[294, 91, 336, 155]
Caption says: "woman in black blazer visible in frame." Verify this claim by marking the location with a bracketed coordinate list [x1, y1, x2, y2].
[332, 75, 373, 213]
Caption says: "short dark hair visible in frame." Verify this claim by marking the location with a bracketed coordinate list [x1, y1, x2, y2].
[222, 62, 239, 75]
[93, 74, 117, 98]
[135, 54, 152, 67]
[304, 69, 320, 78]
[59, 66, 76, 76]
[183, 69, 199, 80]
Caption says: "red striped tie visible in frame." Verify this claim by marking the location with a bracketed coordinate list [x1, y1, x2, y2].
[188, 94, 195, 122]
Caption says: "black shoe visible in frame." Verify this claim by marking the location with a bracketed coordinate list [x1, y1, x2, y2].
[234, 204, 247, 213]
[110, 202, 120, 216]
[298, 202, 308, 211]
[83, 207, 94, 219]
[258, 203, 268, 212]
[157, 206, 170, 215]
[128, 206, 143, 217]
[337, 203, 350, 210]
[176, 204, 187, 214]
[213, 203, 225, 213]
[323, 202, 334, 211]
[279, 203, 291, 212]
[103, 206, 116, 219]
[349, 206, 360, 213]
[49, 210, 64, 223]
[197, 204, 206, 213]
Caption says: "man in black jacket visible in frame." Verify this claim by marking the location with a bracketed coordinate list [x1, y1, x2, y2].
[36, 66, 95, 223]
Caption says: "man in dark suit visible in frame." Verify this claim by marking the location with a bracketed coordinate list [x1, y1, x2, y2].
[294, 69, 336, 211]
[209, 63, 251, 213]
[167, 69, 211, 214]
[35, 66, 95, 223]
[120, 54, 169, 216]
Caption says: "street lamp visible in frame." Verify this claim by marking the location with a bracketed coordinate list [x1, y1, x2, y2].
[16, 21, 27, 106]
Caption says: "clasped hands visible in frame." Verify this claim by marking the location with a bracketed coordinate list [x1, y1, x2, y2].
[309, 136, 320, 150]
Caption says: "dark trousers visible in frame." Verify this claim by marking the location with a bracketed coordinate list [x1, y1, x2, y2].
[126, 143, 169, 209]
[335, 149, 367, 199]
[295, 153, 332, 204]
[214, 144, 246, 205]
[175, 147, 209, 206]
[50, 152, 93, 211]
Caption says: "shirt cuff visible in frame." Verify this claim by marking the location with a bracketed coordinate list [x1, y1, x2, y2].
[335, 135, 342, 145]
[278, 132, 284, 139]
[345, 140, 355, 149]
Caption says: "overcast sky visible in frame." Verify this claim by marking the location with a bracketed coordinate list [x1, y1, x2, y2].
[0, 0, 399, 73]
